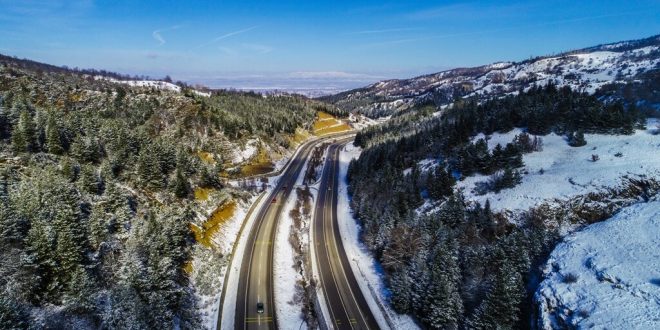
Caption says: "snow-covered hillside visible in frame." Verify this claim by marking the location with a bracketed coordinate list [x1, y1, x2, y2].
[93, 75, 183, 92]
[456, 119, 660, 213]
[326, 35, 660, 118]
[535, 200, 660, 329]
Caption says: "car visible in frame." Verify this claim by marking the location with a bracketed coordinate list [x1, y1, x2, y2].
[256, 302, 264, 314]
[282, 185, 287, 190]
[271, 197, 277, 203]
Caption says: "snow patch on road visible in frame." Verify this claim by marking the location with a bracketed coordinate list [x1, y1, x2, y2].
[338, 142, 420, 330]
[535, 199, 660, 329]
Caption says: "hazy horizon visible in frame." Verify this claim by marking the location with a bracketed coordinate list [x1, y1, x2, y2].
[2, 0, 659, 92]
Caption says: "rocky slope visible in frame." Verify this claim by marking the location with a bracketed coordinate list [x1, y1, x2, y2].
[323, 35, 660, 118]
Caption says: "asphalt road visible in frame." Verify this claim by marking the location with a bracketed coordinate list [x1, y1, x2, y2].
[232, 133, 354, 330]
[312, 141, 380, 330]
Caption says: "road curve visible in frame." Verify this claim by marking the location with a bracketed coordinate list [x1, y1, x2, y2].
[313, 140, 380, 330]
[229, 133, 354, 330]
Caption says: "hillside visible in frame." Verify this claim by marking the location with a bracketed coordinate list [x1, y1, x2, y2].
[323, 34, 660, 118]
[535, 200, 660, 329]
[0, 55, 332, 328]
[341, 32, 660, 326]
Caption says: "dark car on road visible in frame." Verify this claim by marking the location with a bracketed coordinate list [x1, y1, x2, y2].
[257, 302, 264, 314]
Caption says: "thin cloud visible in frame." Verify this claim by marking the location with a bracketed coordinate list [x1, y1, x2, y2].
[346, 27, 422, 35]
[406, 2, 534, 20]
[194, 26, 259, 50]
[242, 43, 273, 54]
[218, 47, 238, 56]
[152, 25, 182, 46]
[364, 11, 648, 48]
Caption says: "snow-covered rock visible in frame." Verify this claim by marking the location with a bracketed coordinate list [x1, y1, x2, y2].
[535, 200, 660, 329]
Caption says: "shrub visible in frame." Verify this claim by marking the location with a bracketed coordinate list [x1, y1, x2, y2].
[563, 272, 579, 283]
[567, 130, 587, 147]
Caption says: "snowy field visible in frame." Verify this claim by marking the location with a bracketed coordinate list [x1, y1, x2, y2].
[535, 199, 660, 329]
[457, 119, 660, 212]
[337, 143, 420, 330]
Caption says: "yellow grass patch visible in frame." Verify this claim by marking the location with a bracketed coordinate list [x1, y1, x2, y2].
[239, 146, 275, 177]
[317, 111, 334, 120]
[198, 151, 215, 164]
[183, 261, 193, 274]
[191, 200, 237, 248]
[194, 187, 213, 201]
[291, 128, 310, 144]
[312, 111, 351, 136]
[315, 122, 351, 136]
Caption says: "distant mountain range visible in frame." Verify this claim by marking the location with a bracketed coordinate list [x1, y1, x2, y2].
[322, 34, 660, 118]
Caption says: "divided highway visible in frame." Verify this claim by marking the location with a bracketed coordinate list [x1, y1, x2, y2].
[226, 133, 356, 330]
[312, 140, 380, 329]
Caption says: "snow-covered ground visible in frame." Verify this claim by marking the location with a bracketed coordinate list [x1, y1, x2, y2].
[336, 38, 660, 118]
[336, 143, 419, 330]
[93, 76, 182, 92]
[535, 199, 660, 329]
[192, 195, 258, 330]
[456, 119, 660, 212]
[231, 138, 259, 164]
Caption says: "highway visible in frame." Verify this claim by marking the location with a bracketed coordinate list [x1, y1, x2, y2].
[230, 133, 355, 330]
[312, 140, 380, 330]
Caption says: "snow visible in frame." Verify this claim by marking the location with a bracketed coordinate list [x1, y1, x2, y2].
[192, 89, 212, 97]
[344, 43, 660, 118]
[93, 76, 182, 92]
[196, 195, 256, 330]
[535, 199, 660, 329]
[273, 151, 313, 329]
[336, 142, 420, 330]
[232, 138, 259, 164]
[458, 120, 660, 212]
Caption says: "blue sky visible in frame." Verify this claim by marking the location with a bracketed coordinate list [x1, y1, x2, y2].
[1, 0, 658, 89]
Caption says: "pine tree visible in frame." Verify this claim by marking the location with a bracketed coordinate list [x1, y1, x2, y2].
[420, 241, 463, 329]
[138, 145, 165, 189]
[428, 166, 455, 199]
[64, 266, 97, 314]
[45, 113, 63, 155]
[0, 294, 28, 330]
[11, 110, 35, 153]
[568, 130, 586, 147]
[389, 271, 413, 313]
[468, 261, 524, 329]
[493, 168, 522, 192]
[172, 168, 191, 198]
[88, 202, 108, 249]
[78, 165, 101, 195]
